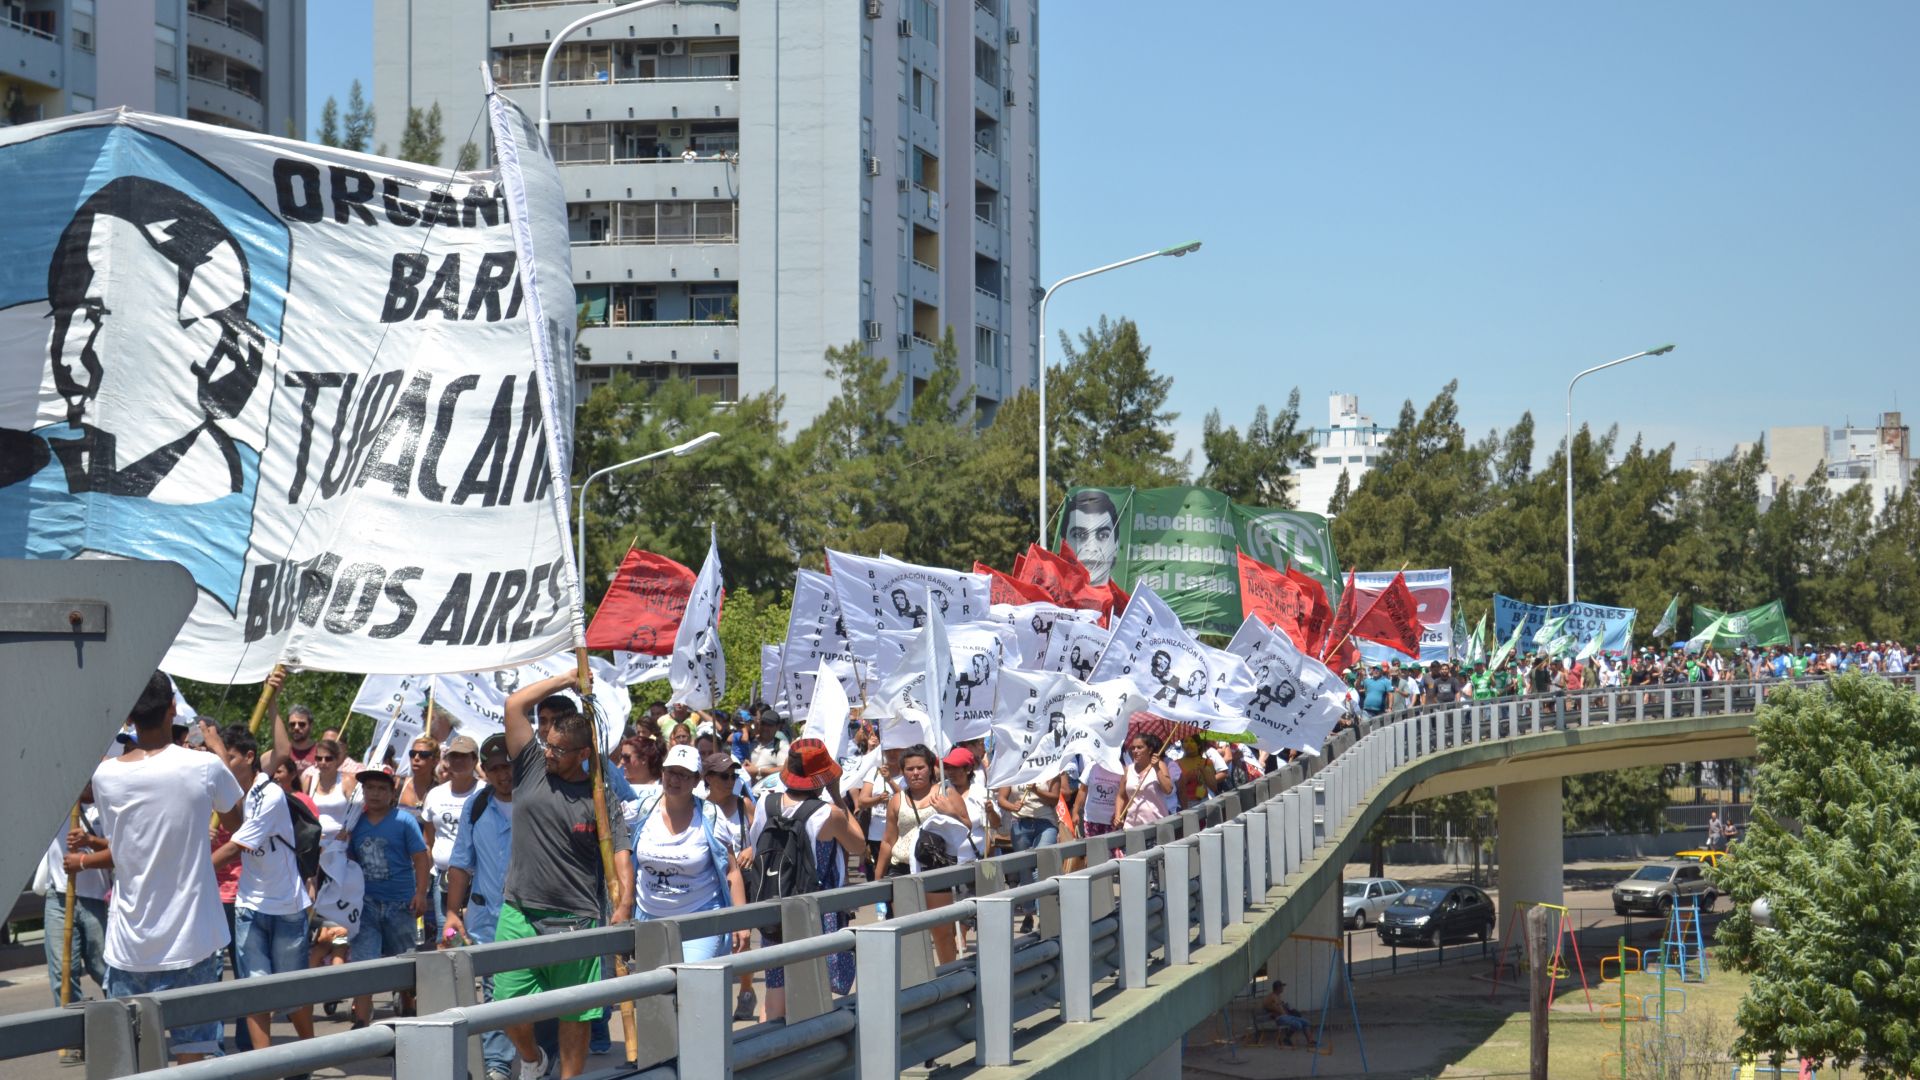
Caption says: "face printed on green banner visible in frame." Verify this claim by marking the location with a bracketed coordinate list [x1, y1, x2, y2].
[1056, 485, 1340, 638]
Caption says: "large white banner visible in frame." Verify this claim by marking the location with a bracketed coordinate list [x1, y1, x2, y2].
[1224, 616, 1348, 753]
[0, 105, 580, 681]
[987, 670, 1134, 788]
[989, 601, 1101, 670]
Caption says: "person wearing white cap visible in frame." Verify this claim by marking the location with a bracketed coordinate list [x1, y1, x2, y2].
[629, 745, 748, 962]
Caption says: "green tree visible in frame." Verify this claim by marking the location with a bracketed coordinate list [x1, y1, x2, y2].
[1714, 675, 1920, 1077]
[1049, 316, 1188, 496]
[316, 96, 340, 147]
[398, 102, 446, 166]
[455, 140, 481, 171]
[1563, 767, 1667, 833]
[341, 79, 374, 153]
[1199, 388, 1315, 507]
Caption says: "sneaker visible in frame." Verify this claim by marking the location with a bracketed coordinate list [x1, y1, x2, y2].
[486, 1069, 512, 1080]
[733, 988, 757, 1021]
[58, 1048, 83, 1067]
[515, 1048, 550, 1080]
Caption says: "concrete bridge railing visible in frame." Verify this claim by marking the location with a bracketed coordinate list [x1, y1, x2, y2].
[4, 675, 1901, 1079]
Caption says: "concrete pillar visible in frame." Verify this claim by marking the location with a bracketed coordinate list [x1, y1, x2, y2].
[1495, 777, 1564, 939]
[1264, 881, 1342, 1011]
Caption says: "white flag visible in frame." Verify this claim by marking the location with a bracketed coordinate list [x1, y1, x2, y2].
[1532, 613, 1569, 647]
[759, 644, 783, 709]
[1039, 618, 1111, 679]
[1091, 582, 1252, 732]
[350, 673, 431, 728]
[988, 671, 1136, 788]
[944, 621, 1012, 744]
[800, 659, 851, 762]
[1576, 628, 1606, 662]
[989, 602, 1101, 670]
[669, 528, 725, 709]
[826, 551, 988, 661]
[609, 650, 670, 687]
[1224, 617, 1349, 753]
[779, 648, 862, 724]
[877, 604, 952, 753]
[431, 652, 629, 752]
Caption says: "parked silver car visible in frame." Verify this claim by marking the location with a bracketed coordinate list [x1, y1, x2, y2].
[1612, 861, 1717, 916]
[1342, 877, 1407, 929]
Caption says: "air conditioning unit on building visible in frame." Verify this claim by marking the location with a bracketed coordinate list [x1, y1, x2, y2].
[659, 40, 682, 55]
[898, 333, 914, 351]
[866, 155, 881, 176]
[865, 320, 884, 341]
[896, 177, 910, 193]
[865, 0, 882, 17]
[1006, 27, 1020, 44]
[897, 18, 912, 37]
[1003, 88, 1016, 106]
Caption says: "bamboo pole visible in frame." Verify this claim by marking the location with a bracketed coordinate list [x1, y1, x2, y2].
[248, 662, 288, 741]
[577, 649, 640, 1064]
[58, 803, 80, 1009]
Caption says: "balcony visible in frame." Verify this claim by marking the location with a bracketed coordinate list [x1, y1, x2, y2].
[972, 221, 1003, 263]
[491, 2, 739, 50]
[973, 141, 999, 188]
[538, 77, 739, 125]
[557, 158, 737, 204]
[581, 321, 738, 368]
[570, 242, 739, 288]
[1, 11, 63, 91]
[908, 258, 940, 306]
[186, 12, 265, 70]
[186, 75, 265, 131]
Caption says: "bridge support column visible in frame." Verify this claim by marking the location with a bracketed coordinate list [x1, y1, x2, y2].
[1495, 777, 1564, 939]
[1264, 883, 1341, 1011]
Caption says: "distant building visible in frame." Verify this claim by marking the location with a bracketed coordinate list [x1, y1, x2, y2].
[1293, 393, 1390, 517]
[1762, 412, 1914, 511]
[0, 0, 304, 135]
[375, 0, 1041, 430]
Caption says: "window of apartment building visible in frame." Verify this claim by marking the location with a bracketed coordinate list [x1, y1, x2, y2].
[72, 0, 95, 52]
[688, 40, 737, 79]
[689, 283, 738, 322]
[910, 0, 939, 44]
[72, 93, 95, 112]
[975, 0, 998, 16]
[974, 325, 998, 368]
[156, 26, 177, 79]
[861, 118, 872, 154]
[912, 70, 936, 115]
[862, 35, 873, 82]
[689, 120, 738, 154]
[897, 59, 908, 102]
[861, 199, 872, 244]
[552, 123, 610, 166]
[974, 40, 999, 87]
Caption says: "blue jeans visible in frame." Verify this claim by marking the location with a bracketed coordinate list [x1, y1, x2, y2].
[1010, 817, 1058, 852]
[350, 898, 418, 962]
[641, 896, 730, 962]
[234, 907, 309, 979]
[43, 892, 107, 1005]
[105, 952, 225, 1057]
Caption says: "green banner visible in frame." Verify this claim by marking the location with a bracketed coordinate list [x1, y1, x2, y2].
[1691, 600, 1791, 648]
[1055, 485, 1340, 637]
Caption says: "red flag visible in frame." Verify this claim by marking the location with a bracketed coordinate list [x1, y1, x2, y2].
[1325, 637, 1363, 676]
[1287, 566, 1334, 653]
[1323, 569, 1361, 660]
[1237, 549, 1315, 650]
[974, 561, 1051, 606]
[584, 549, 696, 653]
[1351, 572, 1423, 659]
[1019, 543, 1124, 618]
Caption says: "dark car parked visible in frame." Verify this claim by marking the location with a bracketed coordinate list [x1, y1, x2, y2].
[1378, 884, 1497, 948]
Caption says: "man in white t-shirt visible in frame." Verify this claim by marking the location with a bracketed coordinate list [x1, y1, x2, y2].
[423, 734, 482, 942]
[211, 727, 315, 1050]
[69, 672, 243, 1063]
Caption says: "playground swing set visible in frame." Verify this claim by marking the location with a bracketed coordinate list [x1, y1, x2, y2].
[1206, 933, 1369, 1076]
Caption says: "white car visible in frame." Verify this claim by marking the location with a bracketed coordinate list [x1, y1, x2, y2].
[1342, 877, 1407, 929]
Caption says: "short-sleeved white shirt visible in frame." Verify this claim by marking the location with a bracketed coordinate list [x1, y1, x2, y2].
[92, 745, 245, 971]
[231, 773, 310, 915]
[423, 781, 478, 872]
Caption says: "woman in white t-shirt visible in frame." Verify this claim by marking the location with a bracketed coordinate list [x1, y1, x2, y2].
[854, 747, 903, 878]
[302, 738, 358, 849]
[630, 746, 748, 963]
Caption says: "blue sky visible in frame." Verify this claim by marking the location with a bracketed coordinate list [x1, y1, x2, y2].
[311, 2, 1918, 466]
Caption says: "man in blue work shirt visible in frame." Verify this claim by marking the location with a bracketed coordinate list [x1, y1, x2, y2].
[1359, 665, 1395, 717]
[445, 734, 517, 1080]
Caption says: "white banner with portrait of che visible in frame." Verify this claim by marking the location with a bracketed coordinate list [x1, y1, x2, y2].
[0, 100, 582, 682]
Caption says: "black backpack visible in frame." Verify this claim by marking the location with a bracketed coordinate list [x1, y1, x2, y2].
[744, 794, 823, 907]
[283, 794, 324, 882]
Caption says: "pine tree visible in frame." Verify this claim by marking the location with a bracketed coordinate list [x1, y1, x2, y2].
[1199, 388, 1315, 507]
[316, 96, 340, 147]
[341, 80, 374, 153]
[1049, 315, 1187, 492]
[455, 140, 480, 171]
[398, 103, 446, 166]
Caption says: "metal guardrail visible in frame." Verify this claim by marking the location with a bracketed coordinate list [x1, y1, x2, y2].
[5, 674, 1902, 1078]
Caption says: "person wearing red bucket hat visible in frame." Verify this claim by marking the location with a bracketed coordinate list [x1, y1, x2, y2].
[741, 738, 865, 1022]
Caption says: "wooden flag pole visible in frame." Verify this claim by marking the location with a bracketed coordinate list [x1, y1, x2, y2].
[58, 803, 80, 1009]
[576, 648, 640, 1064]
[248, 662, 289, 741]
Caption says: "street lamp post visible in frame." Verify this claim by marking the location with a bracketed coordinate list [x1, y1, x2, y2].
[1565, 345, 1674, 604]
[538, 0, 675, 147]
[576, 430, 722, 590]
[1035, 241, 1202, 547]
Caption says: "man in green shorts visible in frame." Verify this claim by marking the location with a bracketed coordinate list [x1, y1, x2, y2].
[496, 673, 633, 1080]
